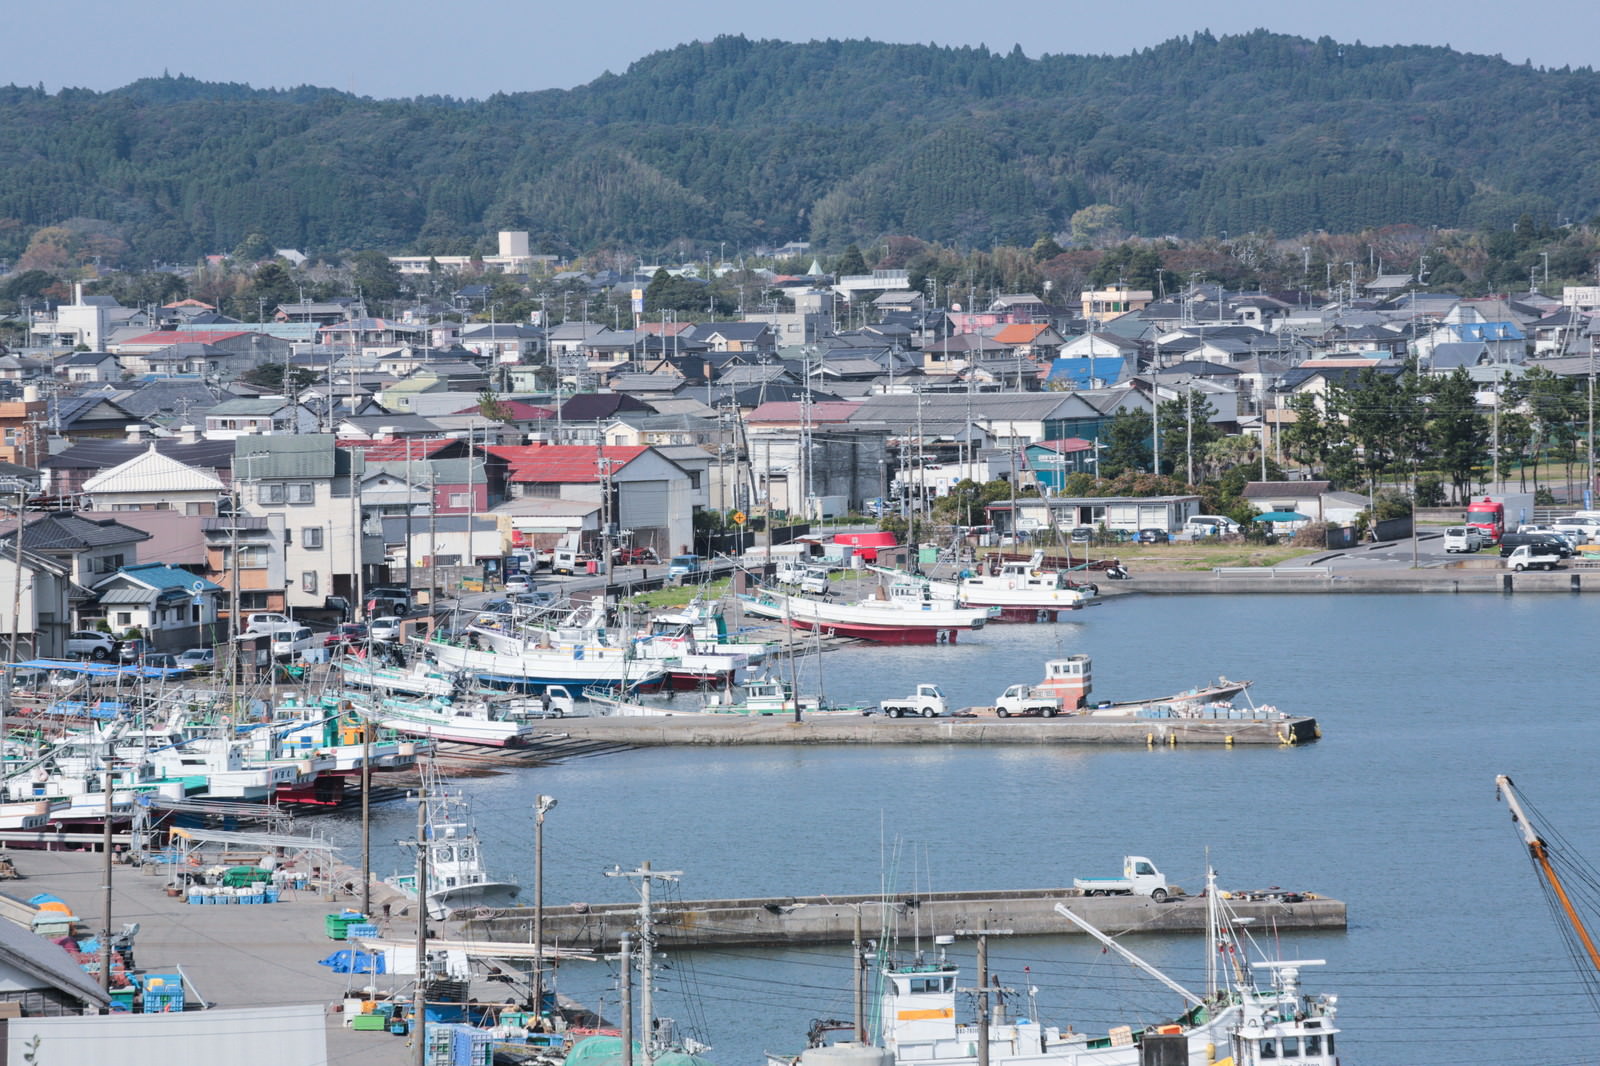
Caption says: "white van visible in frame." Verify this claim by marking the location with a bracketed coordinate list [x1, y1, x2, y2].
[270, 626, 315, 660]
[1443, 526, 1485, 553]
[1184, 515, 1239, 538]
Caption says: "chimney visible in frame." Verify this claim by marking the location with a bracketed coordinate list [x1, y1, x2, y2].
[126, 424, 147, 443]
[179, 425, 200, 445]
[21, 385, 39, 404]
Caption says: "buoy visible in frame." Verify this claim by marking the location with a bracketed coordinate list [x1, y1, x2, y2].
[1145, 733, 1154, 746]
[1225, 735, 1234, 746]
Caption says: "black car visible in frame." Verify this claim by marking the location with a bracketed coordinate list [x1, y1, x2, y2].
[1498, 532, 1573, 558]
[1137, 528, 1170, 544]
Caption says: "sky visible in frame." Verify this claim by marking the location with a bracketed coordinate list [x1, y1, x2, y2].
[10, 0, 1597, 100]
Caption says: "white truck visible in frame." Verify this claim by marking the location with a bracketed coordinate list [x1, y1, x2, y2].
[1072, 856, 1172, 902]
[876, 683, 949, 719]
[994, 684, 1061, 718]
[776, 563, 830, 596]
[1505, 544, 1562, 572]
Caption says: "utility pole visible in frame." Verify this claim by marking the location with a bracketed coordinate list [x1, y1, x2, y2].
[853, 906, 866, 1043]
[100, 767, 114, 994]
[533, 794, 557, 1019]
[619, 933, 635, 1066]
[605, 861, 682, 1066]
[953, 929, 1014, 1066]
[412, 788, 428, 1066]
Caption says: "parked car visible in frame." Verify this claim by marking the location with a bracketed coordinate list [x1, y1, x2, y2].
[1137, 528, 1170, 544]
[270, 626, 316, 660]
[1443, 526, 1486, 553]
[117, 638, 147, 662]
[1069, 526, 1093, 543]
[66, 630, 116, 660]
[613, 546, 657, 566]
[369, 616, 402, 643]
[139, 653, 183, 670]
[324, 623, 368, 648]
[503, 576, 532, 594]
[1184, 515, 1240, 538]
[177, 647, 215, 671]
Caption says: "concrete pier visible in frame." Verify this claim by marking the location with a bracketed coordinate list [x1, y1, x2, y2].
[536, 712, 1319, 746]
[467, 888, 1346, 951]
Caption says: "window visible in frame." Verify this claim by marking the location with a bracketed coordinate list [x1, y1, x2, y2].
[259, 484, 286, 505]
[220, 546, 268, 568]
[1259, 1040, 1276, 1059]
[91, 554, 125, 575]
[240, 591, 273, 610]
[1279, 1036, 1299, 1057]
[115, 612, 132, 627]
[303, 527, 324, 550]
[524, 483, 560, 498]
[448, 492, 470, 509]
[302, 571, 318, 593]
[288, 483, 314, 504]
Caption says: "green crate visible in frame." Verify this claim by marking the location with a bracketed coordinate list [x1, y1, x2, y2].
[351, 1014, 387, 1031]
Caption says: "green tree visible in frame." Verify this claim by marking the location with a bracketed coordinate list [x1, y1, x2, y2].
[245, 262, 296, 318]
[1155, 391, 1220, 480]
[1101, 409, 1152, 476]
[1427, 367, 1488, 502]
[232, 232, 274, 261]
[834, 244, 868, 276]
[349, 250, 402, 302]
[1088, 244, 1162, 290]
[478, 389, 514, 422]
[1030, 235, 1064, 261]
[1281, 392, 1332, 477]
[242, 362, 318, 393]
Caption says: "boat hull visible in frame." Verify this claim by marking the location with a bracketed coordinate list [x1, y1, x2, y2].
[760, 613, 968, 644]
[429, 641, 666, 689]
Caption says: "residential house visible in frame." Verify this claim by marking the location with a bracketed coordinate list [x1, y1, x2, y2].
[49, 395, 141, 440]
[111, 329, 289, 373]
[0, 389, 47, 467]
[89, 562, 221, 651]
[82, 444, 227, 515]
[1242, 481, 1337, 522]
[691, 322, 777, 355]
[203, 397, 319, 440]
[382, 514, 501, 573]
[0, 547, 75, 658]
[1081, 284, 1154, 326]
[988, 494, 1203, 538]
[992, 323, 1068, 360]
[1047, 355, 1130, 391]
[0, 512, 151, 607]
[42, 431, 235, 502]
[233, 435, 383, 609]
[58, 351, 122, 383]
[1025, 438, 1098, 489]
[203, 513, 289, 624]
[487, 443, 693, 557]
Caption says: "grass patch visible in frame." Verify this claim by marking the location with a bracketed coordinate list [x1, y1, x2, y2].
[1095, 543, 1321, 571]
[628, 577, 733, 609]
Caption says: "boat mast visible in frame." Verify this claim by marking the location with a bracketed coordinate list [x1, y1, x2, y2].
[1053, 904, 1204, 1007]
[1497, 773, 1600, 975]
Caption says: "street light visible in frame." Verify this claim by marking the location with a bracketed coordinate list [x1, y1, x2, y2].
[533, 794, 557, 1020]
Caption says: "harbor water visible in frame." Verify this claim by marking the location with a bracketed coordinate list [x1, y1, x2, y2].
[329, 592, 1600, 1066]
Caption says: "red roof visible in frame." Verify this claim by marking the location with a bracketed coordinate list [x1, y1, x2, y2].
[1033, 438, 1093, 454]
[450, 401, 555, 420]
[121, 330, 249, 346]
[337, 437, 458, 460]
[490, 444, 649, 483]
[993, 323, 1049, 345]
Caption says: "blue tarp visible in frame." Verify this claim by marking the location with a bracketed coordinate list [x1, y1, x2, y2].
[14, 658, 191, 679]
[319, 949, 386, 974]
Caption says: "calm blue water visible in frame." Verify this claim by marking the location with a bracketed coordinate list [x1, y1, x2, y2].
[329, 593, 1600, 1066]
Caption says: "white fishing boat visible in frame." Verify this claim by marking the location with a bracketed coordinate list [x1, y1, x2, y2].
[772, 869, 1341, 1066]
[871, 551, 1096, 622]
[428, 604, 667, 690]
[339, 658, 461, 698]
[387, 765, 520, 919]
[739, 584, 990, 644]
[347, 692, 541, 747]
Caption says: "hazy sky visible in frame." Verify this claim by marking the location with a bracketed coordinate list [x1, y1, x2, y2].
[12, 0, 1597, 100]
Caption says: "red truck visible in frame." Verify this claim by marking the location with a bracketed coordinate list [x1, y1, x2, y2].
[1466, 498, 1506, 544]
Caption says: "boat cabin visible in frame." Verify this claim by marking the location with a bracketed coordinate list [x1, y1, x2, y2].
[967, 551, 1067, 591]
[1038, 654, 1093, 710]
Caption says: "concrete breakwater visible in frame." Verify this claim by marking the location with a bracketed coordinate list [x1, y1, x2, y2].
[544, 713, 1318, 746]
[466, 889, 1347, 951]
[1125, 567, 1600, 594]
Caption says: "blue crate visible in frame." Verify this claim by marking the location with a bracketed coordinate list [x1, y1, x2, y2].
[346, 922, 378, 938]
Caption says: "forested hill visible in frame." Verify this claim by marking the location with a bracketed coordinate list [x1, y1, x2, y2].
[4, 31, 1600, 261]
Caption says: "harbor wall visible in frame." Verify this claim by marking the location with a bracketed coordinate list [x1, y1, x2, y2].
[466, 890, 1346, 951]
[537, 714, 1318, 746]
[1123, 569, 1600, 594]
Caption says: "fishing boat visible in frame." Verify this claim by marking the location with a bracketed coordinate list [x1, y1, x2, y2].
[738, 585, 990, 644]
[1034, 655, 1270, 719]
[387, 765, 520, 919]
[426, 630, 666, 690]
[344, 691, 541, 747]
[771, 869, 1341, 1066]
[955, 551, 1097, 621]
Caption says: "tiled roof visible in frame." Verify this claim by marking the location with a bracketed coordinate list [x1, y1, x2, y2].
[106, 562, 221, 592]
[992, 323, 1049, 344]
[489, 444, 649, 483]
[1031, 438, 1093, 454]
[745, 401, 863, 423]
[448, 401, 554, 420]
[120, 330, 249, 346]
[336, 437, 458, 461]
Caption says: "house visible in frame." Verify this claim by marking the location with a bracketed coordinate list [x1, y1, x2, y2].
[1025, 438, 1098, 489]
[1047, 355, 1129, 391]
[48, 395, 141, 439]
[89, 562, 222, 651]
[992, 323, 1068, 360]
[233, 435, 383, 609]
[203, 513, 288, 624]
[0, 906, 111, 1014]
[0, 546, 75, 658]
[988, 493, 1204, 538]
[0, 512, 151, 592]
[58, 350, 122, 383]
[691, 322, 777, 354]
[1242, 481, 1335, 522]
[82, 444, 227, 515]
[41, 431, 236, 503]
[381, 514, 502, 572]
[203, 397, 319, 440]
[487, 443, 694, 558]
[0, 389, 47, 467]
[1081, 284, 1154, 326]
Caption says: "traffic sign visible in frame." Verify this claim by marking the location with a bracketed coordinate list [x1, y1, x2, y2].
[731, 511, 747, 526]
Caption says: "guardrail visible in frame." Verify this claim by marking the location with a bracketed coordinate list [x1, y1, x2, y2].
[1212, 566, 1334, 577]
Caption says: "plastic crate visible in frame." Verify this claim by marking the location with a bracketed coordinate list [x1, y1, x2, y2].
[346, 922, 377, 938]
[351, 1014, 388, 1031]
